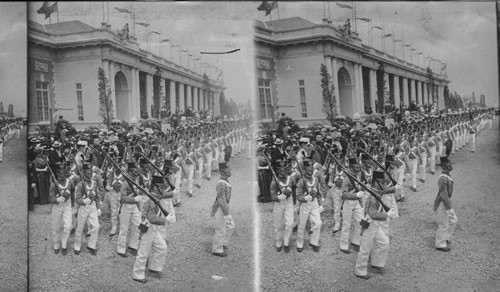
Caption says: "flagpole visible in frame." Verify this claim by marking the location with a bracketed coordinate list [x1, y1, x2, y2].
[57, 3, 59, 23]
[102, 2, 105, 23]
[353, 3, 357, 33]
[277, 2, 280, 20]
[107, 2, 109, 23]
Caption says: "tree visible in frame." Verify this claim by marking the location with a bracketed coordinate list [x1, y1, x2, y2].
[320, 63, 337, 126]
[97, 67, 114, 130]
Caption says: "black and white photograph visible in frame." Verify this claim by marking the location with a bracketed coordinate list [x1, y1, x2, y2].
[27, 2, 256, 290]
[0, 2, 28, 291]
[0, 1, 499, 292]
[255, 1, 500, 291]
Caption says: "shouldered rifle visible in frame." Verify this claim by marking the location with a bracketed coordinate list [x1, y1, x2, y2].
[358, 148, 397, 185]
[262, 153, 287, 199]
[327, 151, 390, 212]
[101, 149, 169, 217]
[139, 153, 176, 191]
[41, 155, 65, 200]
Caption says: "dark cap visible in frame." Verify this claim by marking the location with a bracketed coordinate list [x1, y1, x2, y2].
[82, 162, 91, 170]
[440, 156, 451, 164]
[219, 162, 229, 170]
[302, 159, 312, 167]
[128, 162, 137, 170]
[373, 170, 385, 180]
[151, 175, 164, 185]
[349, 158, 359, 166]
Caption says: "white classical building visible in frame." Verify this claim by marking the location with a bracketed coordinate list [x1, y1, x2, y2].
[255, 17, 449, 126]
[28, 20, 224, 133]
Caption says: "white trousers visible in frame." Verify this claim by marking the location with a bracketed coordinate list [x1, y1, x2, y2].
[117, 203, 141, 254]
[296, 198, 322, 248]
[325, 187, 342, 230]
[212, 208, 235, 253]
[205, 153, 213, 179]
[196, 158, 204, 186]
[408, 158, 418, 188]
[51, 201, 72, 249]
[186, 164, 195, 194]
[273, 198, 294, 247]
[428, 146, 436, 173]
[132, 224, 167, 280]
[419, 152, 427, 181]
[355, 220, 390, 276]
[435, 204, 458, 248]
[74, 203, 99, 251]
[339, 199, 363, 250]
[104, 190, 120, 231]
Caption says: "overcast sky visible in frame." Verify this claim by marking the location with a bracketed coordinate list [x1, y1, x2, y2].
[29, 2, 256, 109]
[254, 1, 499, 107]
[0, 3, 27, 117]
[27, 1, 500, 109]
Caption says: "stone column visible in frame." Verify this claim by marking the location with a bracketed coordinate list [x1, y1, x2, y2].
[130, 68, 140, 119]
[423, 82, 428, 105]
[331, 57, 341, 115]
[402, 77, 409, 106]
[417, 80, 422, 105]
[438, 85, 444, 109]
[410, 79, 416, 103]
[356, 64, 364, 114]
[393, 75, 400, 108]
[169, 80, 176, 113]
[106, 61, 117, 118]
[369, 69, 376, 113]
[193, 87, 198, 112]
[179, 82, 185, 112]
[186, 84, 192, 110]
[146, 73, 153, 118]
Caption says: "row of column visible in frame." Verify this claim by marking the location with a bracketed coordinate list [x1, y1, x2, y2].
[167, 80, 216, 114]
[103, 60, 218, 120]
[323, 56, 444, 116]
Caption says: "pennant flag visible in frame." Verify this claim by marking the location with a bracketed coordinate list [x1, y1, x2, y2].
[336, 3, 353, 9]
[115, 7, 131, 14]
[150, 31, 160, 35]
[37, 2, 57, 19]
[136, 22, 149, 27]
[394, 39, 402, 42]
[417, 52, 423, 55]
[372, 26, 383, 30]
[257, 1, 278, 16]
[193, 57, 200, 60]
[45, 2, 58, 19]
[160, 39, 170, 43]
[404, 44, 411, 47]
[383, 33, 392, 38]
[37, 2, 49, 15]
[357, 17, 371, 22]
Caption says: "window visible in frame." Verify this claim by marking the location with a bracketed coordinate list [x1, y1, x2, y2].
[258, 78, 273, 119]
[299, 79, 307, 118]
[76, 83, 84, 121]
[36, 81, 50, 122]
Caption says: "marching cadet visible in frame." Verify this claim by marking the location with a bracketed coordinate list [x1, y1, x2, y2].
[434, 155, 457, 252]
[132, 175, 172, 283]
[354, 170, 398, 280]
[296, 159, 323, 252]
[203, 137, 214, 181]
[417, 133, 428, 183]
[172, 150, 184, 207]
[49, 162, 74, 255]
[427, 130, 437, 175]
[117, 162, 144, 257]
[74, 162, 102, 255]
[106, 165, 124, 237]
[211, 162, 234, 257]
[184, 143, 196, 197]
[406, 138, 419, 192]
[270, 162, 295, 253]
[339, 157, 364, 254]
[194, 140, 205, 187]
[325, 163, 344, 233]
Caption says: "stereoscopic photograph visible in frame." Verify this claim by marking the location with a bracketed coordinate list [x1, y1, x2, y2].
[27, 1, 256, 290]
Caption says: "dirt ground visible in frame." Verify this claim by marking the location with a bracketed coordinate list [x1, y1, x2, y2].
[0, 129, 28, 291]
[257, 117, 500, 291]
[29, 152, 256, 291]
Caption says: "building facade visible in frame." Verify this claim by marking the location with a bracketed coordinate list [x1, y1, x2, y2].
[255, 17, 449, 126]
[28, 20, 224, 133]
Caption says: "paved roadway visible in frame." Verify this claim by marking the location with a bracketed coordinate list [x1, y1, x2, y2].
[29, 150, 256, 291]
[258, 117, 500, 291]
[0, 129, 28, 291]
